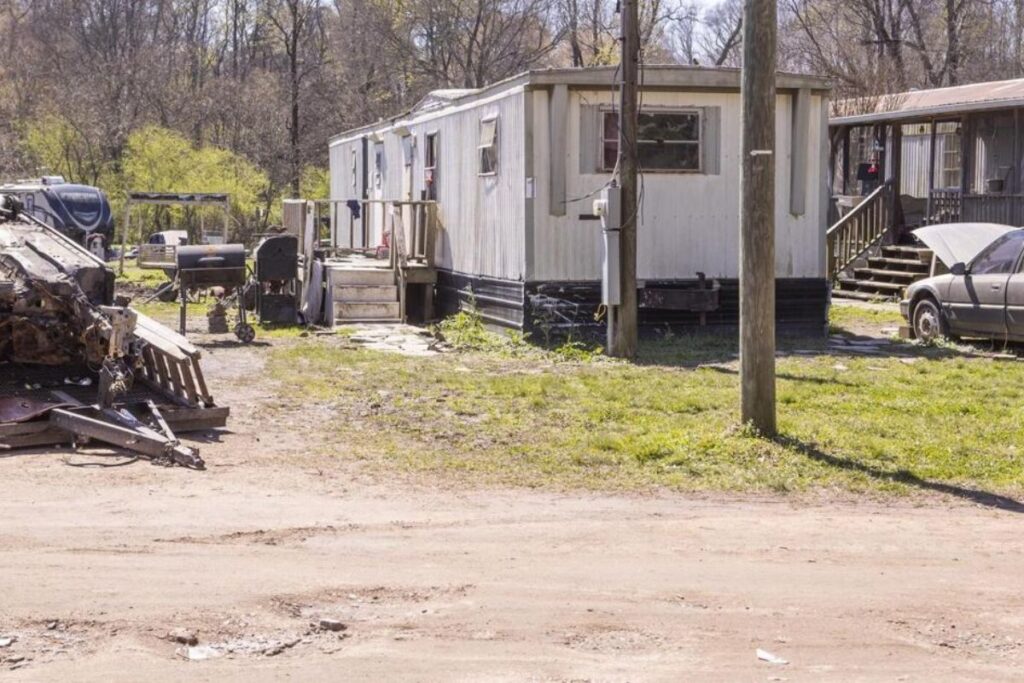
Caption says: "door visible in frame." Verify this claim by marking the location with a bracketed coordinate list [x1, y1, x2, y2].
[1006, 247, 1024, 338]
[946, 231, 1024, 336]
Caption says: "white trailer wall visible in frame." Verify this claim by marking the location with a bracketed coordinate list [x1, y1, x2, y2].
[329, 89, 527, 282]
[529, 88, 827, 283]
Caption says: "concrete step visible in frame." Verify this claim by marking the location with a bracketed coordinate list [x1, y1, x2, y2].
[330, 268, 395, 286]
[881, 245, 932, 261]
[868, 256, 930, 270]
[335, 284, 398, 302]
[334, 301, 400, 320]
[838, 277, 906, 292]
[833, 288, 890, 302]
[853, 267, 920, 281]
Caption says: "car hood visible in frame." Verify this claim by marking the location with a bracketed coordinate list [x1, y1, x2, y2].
[912, 223, 1018, 269]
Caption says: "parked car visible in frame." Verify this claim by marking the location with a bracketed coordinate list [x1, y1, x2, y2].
[148, 230, 189, 246]
[901, 223, 1024, 342]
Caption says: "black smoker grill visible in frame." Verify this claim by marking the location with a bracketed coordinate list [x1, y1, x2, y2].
[253, 234, 299, 324]
[175, 244, 255, 342]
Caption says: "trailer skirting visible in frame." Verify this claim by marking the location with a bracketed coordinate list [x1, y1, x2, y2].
[436, 270, 829, 337]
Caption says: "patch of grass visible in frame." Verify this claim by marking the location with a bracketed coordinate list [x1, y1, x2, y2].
[829, 303, 904, 332]
[265, 336, 1024, 496]
[130, 299, 308, 339]
[116, 264, 171, 286]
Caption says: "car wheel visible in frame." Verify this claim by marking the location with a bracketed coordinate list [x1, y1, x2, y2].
[912, 298, 945, 343]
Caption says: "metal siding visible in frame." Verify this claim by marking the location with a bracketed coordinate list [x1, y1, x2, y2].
[331, 92, 527, 280]
[403, 91, 526, 280]
[531, 90, 826, 281]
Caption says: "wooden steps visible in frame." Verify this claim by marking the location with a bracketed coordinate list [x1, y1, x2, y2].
[326, 265, 401, 324]
[834, 244, 933, 301]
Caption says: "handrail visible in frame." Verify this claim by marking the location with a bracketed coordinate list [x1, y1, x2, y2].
[826, 181, 894, 279]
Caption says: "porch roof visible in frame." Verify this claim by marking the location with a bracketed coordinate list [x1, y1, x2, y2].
[831, 78, 1024, 126]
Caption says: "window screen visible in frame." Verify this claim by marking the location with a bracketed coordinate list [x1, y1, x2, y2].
[479, 117, 499, 175]
[972, 232, 1024, 274]
[602, 111, 701, 171]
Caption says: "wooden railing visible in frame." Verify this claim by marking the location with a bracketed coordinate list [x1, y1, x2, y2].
[826, 181, 894, 279]
[929, 189, 961, 223]
[928, 189, 1024, 225]
[313, 198, 437, 267]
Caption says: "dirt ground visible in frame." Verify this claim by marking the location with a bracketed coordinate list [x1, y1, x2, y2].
[2, 328, 1023, 681]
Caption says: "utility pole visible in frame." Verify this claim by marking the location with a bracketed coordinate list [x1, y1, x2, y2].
[610, 0, 639, 359]
[739, 0, 777, 435]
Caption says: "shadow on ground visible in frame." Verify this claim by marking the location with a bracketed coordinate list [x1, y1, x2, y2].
[777, 435, 1024, 513]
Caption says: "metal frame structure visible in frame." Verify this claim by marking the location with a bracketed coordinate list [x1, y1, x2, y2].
[119, 192, 231, 274]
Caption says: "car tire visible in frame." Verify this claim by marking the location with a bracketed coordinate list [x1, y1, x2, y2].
[912, 297, 945, 343]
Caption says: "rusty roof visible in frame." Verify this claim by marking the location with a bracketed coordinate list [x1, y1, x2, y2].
[831, 78, 1024, 125]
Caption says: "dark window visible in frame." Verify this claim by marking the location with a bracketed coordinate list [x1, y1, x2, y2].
[602, 111, 701, 172]
[972, 232, 1024, 275]
[425, 133, 438, 169]
[424, 133, 438, 200]
[479, 118, 498, 175]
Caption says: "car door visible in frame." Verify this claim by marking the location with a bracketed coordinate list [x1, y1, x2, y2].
[1006, 247, 1024, 339]
[946, 231, 1024, 336]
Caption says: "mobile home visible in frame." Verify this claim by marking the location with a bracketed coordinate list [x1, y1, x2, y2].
[328, 66, 831, 333]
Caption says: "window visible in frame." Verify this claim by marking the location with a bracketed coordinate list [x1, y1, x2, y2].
[402, 135, 415, 167]
[373, 142, 385, 189]
[479, 117, 499, 175]
[424, 132, 438, 170]
[350, 149, 357, 189]
[602, 110, 701, 172]
[971, 232, 1024, 275]
[424, 132, 438, 200]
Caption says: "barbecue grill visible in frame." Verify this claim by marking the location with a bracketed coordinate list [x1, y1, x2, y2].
[175, 244, 254, 342]
[253, 234, 299, 324]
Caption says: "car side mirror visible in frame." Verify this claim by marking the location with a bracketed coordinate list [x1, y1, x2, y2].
[950, 262, 967, 276]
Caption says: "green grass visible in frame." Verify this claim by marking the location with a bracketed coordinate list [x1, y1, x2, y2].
[115, 264, 172, 286]
[130, 299, 310, 338]
[829, 302, 905, 330]
[265, 335, 1024, 496]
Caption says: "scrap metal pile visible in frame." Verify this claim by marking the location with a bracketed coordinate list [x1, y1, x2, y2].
[0, 195, 227, 468]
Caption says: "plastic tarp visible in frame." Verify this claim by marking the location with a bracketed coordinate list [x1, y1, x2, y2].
[911, 223, 1019, 269]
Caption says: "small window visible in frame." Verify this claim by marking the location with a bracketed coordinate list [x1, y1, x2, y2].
[479, 117, 499, 175]
[972, 232, 1024, 275]
[350, 149, 358, 189]
[402, 135, 415, 167]
[424, 132, 438, 200]
[373, 142, 385, 189]
[424, 132, 438, 170]
[602, 111, 701, 172]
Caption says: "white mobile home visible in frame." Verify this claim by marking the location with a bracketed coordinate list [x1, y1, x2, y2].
[328, 66, 831, 333]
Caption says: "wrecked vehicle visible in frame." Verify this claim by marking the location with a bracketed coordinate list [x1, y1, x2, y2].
[900, 223, 1024, 343]
[0, 194, 227, 467]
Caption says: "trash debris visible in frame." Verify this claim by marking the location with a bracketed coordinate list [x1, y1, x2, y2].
[318, 619, 347, 632]
[757, 648, 789, 665]
[832, 363, 848, 371]
[0, 636, 13, 647]
[0, 194, 227, 468]
[166, 628, 198, 646]
[180, 645, 221, 661]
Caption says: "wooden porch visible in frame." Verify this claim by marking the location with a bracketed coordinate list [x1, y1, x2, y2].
[828, 96, 1024, 296]
[309, 199, 439, 324]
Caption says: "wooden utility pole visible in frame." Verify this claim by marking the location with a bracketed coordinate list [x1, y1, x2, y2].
[739, 0, 777, 435]
[610, 0, 639, 358]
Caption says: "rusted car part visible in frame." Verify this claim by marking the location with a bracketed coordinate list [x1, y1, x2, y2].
[0, 195, 226, 467]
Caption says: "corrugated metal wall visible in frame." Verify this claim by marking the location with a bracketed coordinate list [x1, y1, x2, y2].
[530, 89, 827, 281]
[329, 89, 527, 281]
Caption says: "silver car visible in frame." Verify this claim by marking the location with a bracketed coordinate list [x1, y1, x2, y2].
[900, 223, 1024, 342]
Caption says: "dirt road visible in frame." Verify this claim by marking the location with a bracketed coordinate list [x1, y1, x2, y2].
[1, 342, 1022, 681]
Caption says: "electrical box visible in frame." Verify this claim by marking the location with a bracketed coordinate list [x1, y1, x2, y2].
[594, 185, 621, 306]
